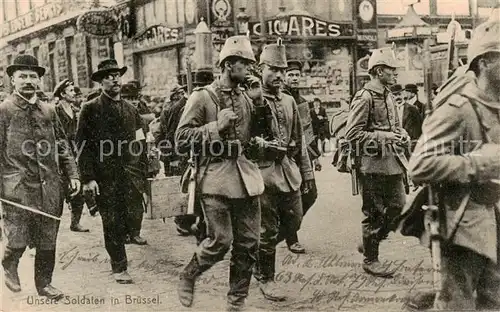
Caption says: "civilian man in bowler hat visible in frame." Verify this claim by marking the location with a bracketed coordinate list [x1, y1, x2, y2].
[404, 83, 425, 119]
[76, 59, 148, 283]
[1, 55, 80, 299]
[254, 41, 314, 301]
[53, 79, 89, 232]
[390, 84, 422, 152]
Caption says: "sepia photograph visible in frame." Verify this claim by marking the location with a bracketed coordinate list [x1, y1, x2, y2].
[0, 0, 499, 311]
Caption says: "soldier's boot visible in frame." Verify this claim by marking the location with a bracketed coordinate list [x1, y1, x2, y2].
[405, 291, 437, 310]
[357, 232, 389, 254]
[70, 203, 89, 232]
[362, 237, 395, 278]
[177, 254, 208, 307]
[227, 261, 253, 311]
[255, 253, 286, 302]
[2, 246, 25, 292]
[35, 250, 64, 300]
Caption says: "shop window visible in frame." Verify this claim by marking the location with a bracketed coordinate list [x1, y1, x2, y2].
[4, 0, 17, 21]
[166, 0, 178, 26]
[285, 42, 352, 109]
[48, 42, 56, 90]
[436, 0, 469, 15]
[66, 36, 76, 83]
[136, 5, 145, 32]
[176, 0, 185, 25]
[144, 1, 156, 28]
[31, 0, 46, 8]
[33, 46, 39, 60]
[377, 0, 430, 16]
[140, 48, 179, 97]
[17, 1, 30, 16]
[0, 1, 4, 24]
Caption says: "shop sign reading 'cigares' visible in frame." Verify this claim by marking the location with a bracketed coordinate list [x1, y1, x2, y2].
[132, 25, 184, 51]
[249, 15, 354, 38]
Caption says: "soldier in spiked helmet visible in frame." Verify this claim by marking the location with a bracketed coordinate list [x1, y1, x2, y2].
[253, 40, 314, 302]
[175, 35, 264, 311]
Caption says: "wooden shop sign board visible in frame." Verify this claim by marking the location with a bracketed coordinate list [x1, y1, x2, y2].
[145, 176, 187, 219]
[77, 9, 119, 38]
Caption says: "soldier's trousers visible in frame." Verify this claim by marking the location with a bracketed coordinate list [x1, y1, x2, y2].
[255, 190, 302, 281]
[359, 174, 405, 253]
[435, 244, 500, 310]
[96, 179, 143, 273]
[197, 195, 260, 304]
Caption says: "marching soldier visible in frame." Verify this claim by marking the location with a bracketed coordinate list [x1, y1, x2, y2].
[409, 18, 500, 310]
[76, 59, 148, 283]
[175, 36, 264, 311]
[53, 79, 89, 233]
[282, 60, 318, 254]
[254, 42, 314, 301]
[1, 55, 80, 299]
[345, 48, 409, 277]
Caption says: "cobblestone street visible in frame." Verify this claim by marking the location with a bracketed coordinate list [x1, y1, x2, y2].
[2, 156, 432, 312]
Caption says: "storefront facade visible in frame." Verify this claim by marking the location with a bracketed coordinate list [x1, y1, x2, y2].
[0, 0, 115, 94]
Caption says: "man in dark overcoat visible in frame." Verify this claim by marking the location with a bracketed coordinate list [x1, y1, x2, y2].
[76, 59, 148, 283]
[1, 55, 80, 299]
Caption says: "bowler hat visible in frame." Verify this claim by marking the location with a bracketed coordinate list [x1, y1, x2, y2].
[286, 60, 302, 72]
[7, 54, 46, 77]
[404, 84, 418, 94]
[259, 40, 288, 68]
[390, 84, 403, 93]
[91, 59, 127, 82]
[53, 79, 74, 98]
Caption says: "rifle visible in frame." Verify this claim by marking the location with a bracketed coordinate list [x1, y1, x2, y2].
[422, 185, 445, 302]
[422, 38, 446, 303]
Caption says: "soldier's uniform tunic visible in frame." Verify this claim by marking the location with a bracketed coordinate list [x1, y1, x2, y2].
[175, 78, 264, 304]
[345, 79, 407, 262]
[254, 87, 313, 282]
[410, 80, 500, 309]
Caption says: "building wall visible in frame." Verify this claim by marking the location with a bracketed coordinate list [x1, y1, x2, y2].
[0, 0, 94, 93]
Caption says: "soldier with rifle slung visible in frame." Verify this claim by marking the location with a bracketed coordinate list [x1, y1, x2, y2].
[345, 48, 409, 277]
[175, 36, 264, 311]
[409, 17, 500, 310]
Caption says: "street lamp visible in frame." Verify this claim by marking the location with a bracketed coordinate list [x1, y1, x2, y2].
[236, 0, 250, 35]
[276, 2, 288, 35]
